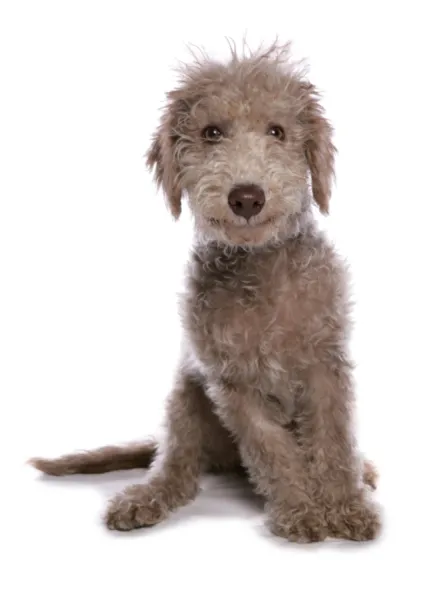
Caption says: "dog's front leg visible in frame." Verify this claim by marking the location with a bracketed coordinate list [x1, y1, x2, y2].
[105, 371, 205, 531]
[208, 380, 328, 542]
[298, 358, 382, 541]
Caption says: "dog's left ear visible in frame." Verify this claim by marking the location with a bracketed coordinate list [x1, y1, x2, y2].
[146, 99, 183, 219]
[299, 83, 336, 214]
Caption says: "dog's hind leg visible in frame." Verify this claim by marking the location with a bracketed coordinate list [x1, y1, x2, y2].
[199, 391, 242, 475]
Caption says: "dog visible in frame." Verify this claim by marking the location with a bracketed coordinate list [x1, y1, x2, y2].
[30, 42, 381, 542]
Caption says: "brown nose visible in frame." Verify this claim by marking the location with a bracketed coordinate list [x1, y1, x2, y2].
[227, 184, 265, 220]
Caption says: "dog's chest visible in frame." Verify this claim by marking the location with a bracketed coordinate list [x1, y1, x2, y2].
[182, 251, 300, 381]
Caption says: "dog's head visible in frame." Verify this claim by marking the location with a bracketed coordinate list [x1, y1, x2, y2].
[147, 42, 335, 247]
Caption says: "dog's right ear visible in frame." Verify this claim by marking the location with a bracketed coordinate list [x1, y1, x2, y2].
[146, 107, 182, 219]
[298, 82, 336, 214]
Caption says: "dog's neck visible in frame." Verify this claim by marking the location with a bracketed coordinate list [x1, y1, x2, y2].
[193, 209, 316, 268]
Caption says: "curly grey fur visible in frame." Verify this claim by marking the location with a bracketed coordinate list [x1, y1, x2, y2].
[30, 41, 381, 543]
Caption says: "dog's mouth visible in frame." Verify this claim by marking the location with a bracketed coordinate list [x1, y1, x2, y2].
[207, 215, 279, 229]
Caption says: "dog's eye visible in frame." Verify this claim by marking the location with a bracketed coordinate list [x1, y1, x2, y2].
[202, 125, 223, 143]
[267, 125, 285, 141]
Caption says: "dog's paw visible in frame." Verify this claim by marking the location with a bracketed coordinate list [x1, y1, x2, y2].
[105, 485, 168, 531]
[269, 503, 328, 543]
[326, 496, 381, 541]
[363, 459, 379, 490]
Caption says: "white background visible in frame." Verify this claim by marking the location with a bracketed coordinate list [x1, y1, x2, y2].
[1, 1, 438, 598]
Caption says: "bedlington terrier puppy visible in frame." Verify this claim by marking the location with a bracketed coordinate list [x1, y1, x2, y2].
[31, 42, 381, 543]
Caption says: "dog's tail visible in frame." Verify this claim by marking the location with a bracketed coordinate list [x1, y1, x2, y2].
[28, 440, 157, 476]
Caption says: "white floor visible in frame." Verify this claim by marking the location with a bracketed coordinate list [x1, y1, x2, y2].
[9, 443, 435, 599]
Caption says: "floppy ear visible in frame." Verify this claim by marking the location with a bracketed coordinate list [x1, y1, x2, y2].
[146, 101, 183, 219]
[300, 83, 336, 214]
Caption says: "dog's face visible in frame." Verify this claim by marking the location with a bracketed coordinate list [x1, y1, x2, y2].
[148, 44, 335, 247]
